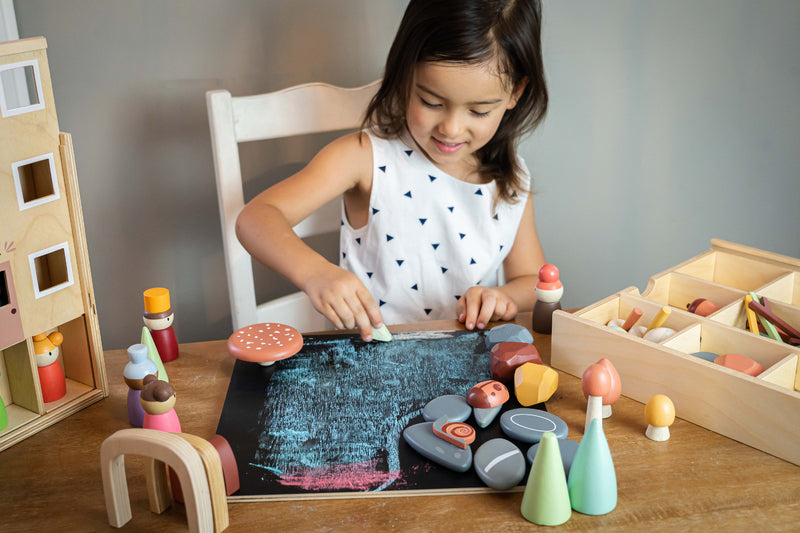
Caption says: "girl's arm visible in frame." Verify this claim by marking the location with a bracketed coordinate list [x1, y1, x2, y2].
[235, 132, 384, 340]
[456, 194, 545, 329]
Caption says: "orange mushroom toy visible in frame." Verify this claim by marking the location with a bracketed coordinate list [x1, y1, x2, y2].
[227, 323, 303, 366]
[645, 394, 675, 441]
[596, 358, 621, 418]
[581, 363, 611, 432]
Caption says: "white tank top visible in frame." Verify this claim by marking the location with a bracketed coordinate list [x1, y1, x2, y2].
[340, 130, 530, 325]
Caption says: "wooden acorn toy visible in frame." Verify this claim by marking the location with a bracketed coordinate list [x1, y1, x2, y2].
[143, 287, 178, 363]
[33, 331, 66, 403]
[532, 264, 563, 334]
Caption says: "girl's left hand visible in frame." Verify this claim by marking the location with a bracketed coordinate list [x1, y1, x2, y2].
[456, 286, 518, 330]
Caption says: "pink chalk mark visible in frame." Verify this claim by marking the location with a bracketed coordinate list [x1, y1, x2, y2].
[279, 458, 403, 491]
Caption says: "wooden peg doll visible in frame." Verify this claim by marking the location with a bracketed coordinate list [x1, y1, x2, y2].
[140, 374, 181, 433]
[123, 343, 158, 427]
[532, 264, 563, 334]
[143, 287, 179, 363]
[33, 331, 66, 403]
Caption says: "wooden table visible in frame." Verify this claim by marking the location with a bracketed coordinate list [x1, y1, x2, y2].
[1, 313, 799, 531]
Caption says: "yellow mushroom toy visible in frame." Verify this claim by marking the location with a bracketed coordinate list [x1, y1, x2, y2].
[644, 394, 675, 441]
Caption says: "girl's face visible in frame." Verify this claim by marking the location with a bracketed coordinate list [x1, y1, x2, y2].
[406, 60, 524, 181]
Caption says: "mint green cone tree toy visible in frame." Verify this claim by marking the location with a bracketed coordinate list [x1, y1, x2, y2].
[567, 418, 617, 515]
[521, 432, 572, 526]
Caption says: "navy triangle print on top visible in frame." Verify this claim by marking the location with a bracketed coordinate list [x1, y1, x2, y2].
[475, 188, 483, 196]
[424, 308, 433, 315]
[405, 150, 413, 157]
[404, 191, 413, 199]
[470, 258, 476, 265]
[432, 243, 439, 250]
[386, 234, 394, 242]
[372, 208, 380, 215]
[429, 175, 437, 182]
[419, 218, 427, 225]
[447, 206, 454, 213]
[379, 165, 386, 173]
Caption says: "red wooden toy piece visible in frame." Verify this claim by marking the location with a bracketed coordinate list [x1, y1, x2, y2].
[227, 323, 303, 366]
[532, 264, 563, 335]
[581, 364, 611, 431]
[432, 415, 476, 449]
[209, 434, 240, 496]
[596, 358, 621, 418]
[490, 342, 542, 385]
[467, 380, 509, 409]
[687, 298, 720, 317]
[143, 288, 179, 363]
[33, 331, 66, 403]
[714, 353, 764, 377]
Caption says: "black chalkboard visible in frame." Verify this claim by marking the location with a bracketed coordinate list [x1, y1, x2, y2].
[215, 330, 544, 499]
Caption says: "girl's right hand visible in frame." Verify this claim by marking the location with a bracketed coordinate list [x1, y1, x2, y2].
[302, 264, 384, 342]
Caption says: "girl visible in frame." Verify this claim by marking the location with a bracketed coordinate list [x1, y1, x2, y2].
[236, 0, 548, 341]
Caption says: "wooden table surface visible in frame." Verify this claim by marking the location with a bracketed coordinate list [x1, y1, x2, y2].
[1, 313, 799, 532]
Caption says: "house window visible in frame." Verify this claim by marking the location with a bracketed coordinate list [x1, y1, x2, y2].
[28, 242, 74, 298]
[0, 60, 45, 117]
[12, 153, 59, 210]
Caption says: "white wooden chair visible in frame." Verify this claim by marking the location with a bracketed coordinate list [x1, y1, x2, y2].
[206, 80, 381, 332]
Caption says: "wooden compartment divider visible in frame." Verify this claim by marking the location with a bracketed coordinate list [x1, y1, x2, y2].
[552, 239, 800, 466]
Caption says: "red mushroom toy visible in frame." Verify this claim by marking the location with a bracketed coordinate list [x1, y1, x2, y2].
[581, 363, 611, 432]
[227, 323, 303, 366]
[596, 358, 621, 418]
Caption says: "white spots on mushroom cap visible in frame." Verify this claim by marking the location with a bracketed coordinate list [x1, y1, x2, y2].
[232, 323, 299, 351]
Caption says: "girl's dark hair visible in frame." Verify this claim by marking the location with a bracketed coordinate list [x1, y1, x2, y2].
[362, 0, 548, 203]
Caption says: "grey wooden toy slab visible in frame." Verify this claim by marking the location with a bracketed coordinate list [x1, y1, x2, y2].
[474, 438, 525, 490]
[500, 408, 568, 443]
[527, 437, 579, 476]
[422, 394, 471, 422]
[485, 323, 534, 350]
[403, 421, 473, 472]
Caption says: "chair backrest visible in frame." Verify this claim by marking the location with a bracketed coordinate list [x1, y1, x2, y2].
[206, 80, 380, 332]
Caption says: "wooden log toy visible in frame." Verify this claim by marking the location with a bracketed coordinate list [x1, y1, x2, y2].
[645, 394, 675, 441]
[581, 363, 611, 431]
[596, 358, 621, 418]
[100, 428, 229, 532]
[567, 418, 617, 515]
[607, 307, 643, 331]
[513, 362, 558, 406]
[143, 287, 179, 363]
[227, 323, 303, 367]
[33, 331, 66, 403]
[644, 306, 671, 334]
[532, 264, 563, 334]
[521, 432, 571, 526]
[466, 380, 509, 428]
[490, 342, 542, 385]
[686, 297, 719, 317]
[123, 343, 158, 427]
[714, 353, 764, 377]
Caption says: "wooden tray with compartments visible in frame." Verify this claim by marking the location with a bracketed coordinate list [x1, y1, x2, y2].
[551, 239, 800, 466]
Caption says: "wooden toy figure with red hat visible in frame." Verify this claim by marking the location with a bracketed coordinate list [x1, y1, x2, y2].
[532, 264, 563, 334]
[143, 287, 178, 363]
[33, 331, 67, 403]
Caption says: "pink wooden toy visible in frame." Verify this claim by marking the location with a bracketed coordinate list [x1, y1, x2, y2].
[143, 287, 179, 363]
[581, 363, 611, 432]
[532, 264, 563, 334]
[141, 375, 181, 433]
[33, 331, 66, 403]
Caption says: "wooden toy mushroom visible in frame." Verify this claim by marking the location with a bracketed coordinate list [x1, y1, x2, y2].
[467, 379, 509, 428]
[595, 358, 621, 418]
[645, 394, 675, 441]
[227, 323, 303, 366]
[581, 363, 611, 432]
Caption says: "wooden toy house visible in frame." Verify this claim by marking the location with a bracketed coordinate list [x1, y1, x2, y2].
[0, 37, 107, 451]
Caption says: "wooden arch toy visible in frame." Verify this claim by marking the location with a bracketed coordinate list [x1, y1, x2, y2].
[100, 428, 229, 532]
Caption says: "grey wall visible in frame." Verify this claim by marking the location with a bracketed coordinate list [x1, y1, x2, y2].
[13, 1, 800, 350]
